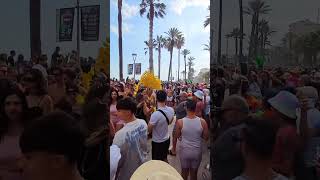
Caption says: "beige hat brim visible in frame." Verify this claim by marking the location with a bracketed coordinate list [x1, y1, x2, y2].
[131, 160, 183, 180]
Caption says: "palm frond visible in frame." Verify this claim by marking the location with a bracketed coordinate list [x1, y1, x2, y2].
[204, 16, 210, 28]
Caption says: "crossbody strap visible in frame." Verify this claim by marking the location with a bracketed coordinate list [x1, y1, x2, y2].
[157, 109, 170, 125]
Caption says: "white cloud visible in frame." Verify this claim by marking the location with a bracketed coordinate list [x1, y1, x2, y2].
[170, 0, 209, 15]
[194, 52, 210, 72]
[111, 24, 118, 36]
[123, 2, 139, 19]
[111, 0, 139, 19]
[111, 23, 133, 37]
[202, 25, 210, 33]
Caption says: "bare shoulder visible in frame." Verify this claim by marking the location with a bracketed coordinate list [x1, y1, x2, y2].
[177, 119, 183, 127]
[200, 118, 208, 126]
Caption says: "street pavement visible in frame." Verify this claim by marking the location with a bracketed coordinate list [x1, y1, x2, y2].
[147, 117, 211, 180]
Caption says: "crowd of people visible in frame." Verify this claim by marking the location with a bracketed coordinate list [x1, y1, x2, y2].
[3, 45, 320, 180]
[210, 66, 320, 180]
[0, 48, 109, 180]
[109, 78, 210, 180]
[110, 65, 320, 180]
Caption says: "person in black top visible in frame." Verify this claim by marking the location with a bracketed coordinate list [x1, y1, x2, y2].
[80, 98, 108, 180]
[7, 50, 16, 67]
[51, 47, 61, 68]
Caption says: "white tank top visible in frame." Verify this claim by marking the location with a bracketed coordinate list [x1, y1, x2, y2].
[181, 116, 203, 149]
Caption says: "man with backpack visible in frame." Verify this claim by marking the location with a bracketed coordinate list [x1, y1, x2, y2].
[148, 90, 175, 162]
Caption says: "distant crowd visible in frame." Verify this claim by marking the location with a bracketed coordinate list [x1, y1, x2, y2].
[0, 47, 108, 180]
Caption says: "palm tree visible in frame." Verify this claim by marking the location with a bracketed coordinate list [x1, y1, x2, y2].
[176, 34, 185, 81]
[165, 28, 181, 81]
[204, 5, 210, 28]
[230, 28, 240, 56]
[239, 0, 245, 75]
[118, 0, 123, 80]
[181, 49, 190, 81]
[140, 0, 166, 73]
[187, 56, 195, 80]
[244, 0, 271, 61]
[155, 35, 166, 79]
[217, 0, 223, 65]
[144, 39, 157, 55]
[203, 41, 210, 51]
[293, 31, 320, 66]
[230, 28, 246, 58]
[258, 19, 275, 55]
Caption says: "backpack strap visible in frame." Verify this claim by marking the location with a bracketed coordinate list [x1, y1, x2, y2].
[157, 109, 170, 125]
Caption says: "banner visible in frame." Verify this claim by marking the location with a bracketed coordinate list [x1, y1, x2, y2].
[58, 8, 75, 41]
[81, 5, 100, 41]
[128, 64, 133, 75]
[135, 63, 141, 75]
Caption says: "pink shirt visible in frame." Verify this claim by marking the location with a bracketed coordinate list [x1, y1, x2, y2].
[110, 104, 124, 125]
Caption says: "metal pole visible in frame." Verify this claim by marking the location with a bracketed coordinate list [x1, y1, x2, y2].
[317, 8, 320, 24]
[77, 0, 80, 64]
[133, 59, 136, 81]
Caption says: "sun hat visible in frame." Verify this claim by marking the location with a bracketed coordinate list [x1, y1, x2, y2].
[194, 90, 204, 100]
[296, 86, 318, 100]
[131, 160, 183, 180]
[268, 91, 299, 119]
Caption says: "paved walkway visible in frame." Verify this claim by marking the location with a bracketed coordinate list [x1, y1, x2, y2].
[147, 117, 211, 180]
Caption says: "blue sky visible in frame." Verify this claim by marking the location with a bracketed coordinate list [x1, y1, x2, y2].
[110, 0, 210, 80]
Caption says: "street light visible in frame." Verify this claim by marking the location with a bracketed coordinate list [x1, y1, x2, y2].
[132, 53, 137, 81]
[76, 0, 80, 64]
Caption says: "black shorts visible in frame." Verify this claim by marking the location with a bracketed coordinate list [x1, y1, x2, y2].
[152, 138, 170, 161]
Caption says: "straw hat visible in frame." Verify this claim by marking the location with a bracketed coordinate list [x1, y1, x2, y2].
[131, 160, 183, 180]
[296, 86, 318, 100]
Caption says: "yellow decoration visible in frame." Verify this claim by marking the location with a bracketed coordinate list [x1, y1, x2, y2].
[140, 71, 162, 90]
[81, 37, 109, 91]
[95, 37, 110, 75]
[76, 95, 85, 105]
[134, 82, 141, 97]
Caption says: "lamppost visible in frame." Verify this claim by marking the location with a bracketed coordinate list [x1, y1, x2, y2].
[132, 53, 137, 81]
[76, 0, 80, 64]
